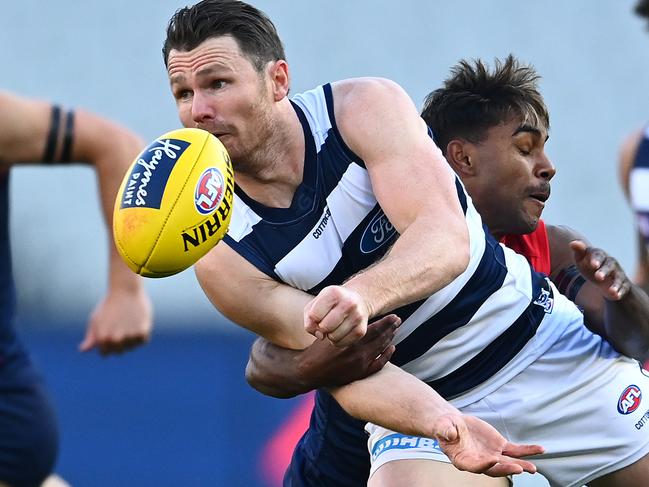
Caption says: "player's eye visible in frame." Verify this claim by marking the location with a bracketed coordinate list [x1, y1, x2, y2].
[174, 89, 193, 102]
[211, 80, 226, 90]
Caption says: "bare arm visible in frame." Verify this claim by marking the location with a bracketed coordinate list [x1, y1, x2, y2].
[547, 224, 649, 360]
[636, 232, 649, 296]
[246, 315, 398, 398]
[305, 79, 469, 345]
[0, 91, 152, 354]
[619, 129, 649, 295]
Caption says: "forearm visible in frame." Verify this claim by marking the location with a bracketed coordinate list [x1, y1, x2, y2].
[329, 362, 457, 438]
[642, 280, 649, 299]
[345, 217, 469, 317]
[246, 338, 310, 399]
[604, 286, 649, 361]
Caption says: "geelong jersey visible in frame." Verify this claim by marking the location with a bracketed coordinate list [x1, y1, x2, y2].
[225, 83, 570, 402]
[631, 125, 649, 250]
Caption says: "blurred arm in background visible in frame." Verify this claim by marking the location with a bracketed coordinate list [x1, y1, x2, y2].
[619, 128, 649, 298]
[0, 90, 152, 355]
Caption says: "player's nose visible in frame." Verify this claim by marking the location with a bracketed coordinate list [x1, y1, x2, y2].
[191, 92, 216, 126]
[535, 153, 556, 181]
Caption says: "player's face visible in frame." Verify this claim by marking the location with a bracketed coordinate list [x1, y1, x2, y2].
[468, 118, 554, 238]
[167, 36, 276, 170]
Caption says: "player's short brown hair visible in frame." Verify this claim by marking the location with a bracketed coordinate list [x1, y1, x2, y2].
[163, 0, 286, 72]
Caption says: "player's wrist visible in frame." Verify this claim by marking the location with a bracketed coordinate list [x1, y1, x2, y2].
[295, 350, 325, 392]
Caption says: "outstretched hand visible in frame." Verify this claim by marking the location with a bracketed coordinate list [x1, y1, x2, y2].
[433, 413, 544, 477]
[570, 240, 631, 301]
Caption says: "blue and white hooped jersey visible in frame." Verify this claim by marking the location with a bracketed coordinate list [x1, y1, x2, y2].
[224, 83, 573, 402]
[631, 125, 649, 250]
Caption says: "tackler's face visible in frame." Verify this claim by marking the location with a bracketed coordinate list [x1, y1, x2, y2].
[167, 35, 275, 166]
[469, 118, 555, 237]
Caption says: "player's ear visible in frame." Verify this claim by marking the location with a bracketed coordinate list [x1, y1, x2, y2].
[268, 60, 289, 101]
[446, 139, 476, 177]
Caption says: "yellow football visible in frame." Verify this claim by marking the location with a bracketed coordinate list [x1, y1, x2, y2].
[113, 128, 234, 278]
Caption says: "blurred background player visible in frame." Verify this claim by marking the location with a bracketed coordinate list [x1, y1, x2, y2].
[0, 90, 152, 487]
[250, 55, 649, 486]
[619, 0, 649, 299]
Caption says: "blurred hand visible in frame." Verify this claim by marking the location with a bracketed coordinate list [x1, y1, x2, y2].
[304, 285, 371, 347]
[570, 240, 631, 301]
[299, 314, 400, 388]
[80, 286, 152, 355]
[434, 413, 544, 477]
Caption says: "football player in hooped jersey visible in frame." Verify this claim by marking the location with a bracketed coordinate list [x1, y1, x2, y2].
[250, 56, 649, 487]
[0, 90, 152, 487]
[165, 0, 542, 480]
[164, 1, 649, 486]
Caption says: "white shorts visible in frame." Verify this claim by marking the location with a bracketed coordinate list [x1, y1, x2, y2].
[367, 318, 649, 487]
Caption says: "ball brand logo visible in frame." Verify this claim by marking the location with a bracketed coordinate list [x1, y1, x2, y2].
[121, 138, 190, 210]
[360, 208, 397, 254]
[618, 385, 642, 415]
[194, 168, 225, 215]
[182, 162, 235, 252]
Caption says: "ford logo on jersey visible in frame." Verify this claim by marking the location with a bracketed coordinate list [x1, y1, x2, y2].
[194, 167, 225, 215]
[618, 385, 642, 415]
[360, 208, 397, 254]
[121, 138, 190, 210]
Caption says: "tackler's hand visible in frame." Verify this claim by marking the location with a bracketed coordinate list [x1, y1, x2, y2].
[570, 240, 631, 301]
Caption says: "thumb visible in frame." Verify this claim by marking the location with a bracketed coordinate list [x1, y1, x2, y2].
[79, 330, 96, 352]
[569, 239, 587, 261]
[436, 417, 459, 443]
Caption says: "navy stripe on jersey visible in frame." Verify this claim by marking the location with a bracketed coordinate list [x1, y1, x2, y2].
[222, 234, 279, 280]
[391, 231, 506, 366]
[455, 178, 468, 214]
[635, 136, 649, 169]
[427, 272, 551, 399]
[323, 83, 362, 167]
